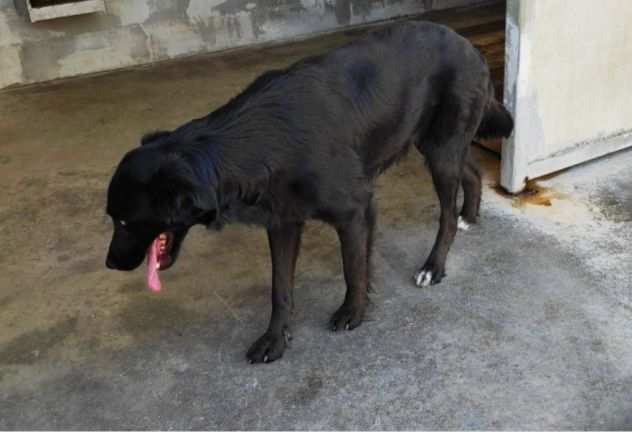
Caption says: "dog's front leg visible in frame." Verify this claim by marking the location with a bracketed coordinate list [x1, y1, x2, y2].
[247, 222, 303, 363]
[330, 208, 371, 331]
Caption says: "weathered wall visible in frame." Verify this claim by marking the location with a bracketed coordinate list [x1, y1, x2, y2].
[0, 0, 486, 88]
[501, 0, 632, 192]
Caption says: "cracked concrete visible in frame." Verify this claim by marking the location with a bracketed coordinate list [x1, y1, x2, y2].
[1, 21, 632, 430]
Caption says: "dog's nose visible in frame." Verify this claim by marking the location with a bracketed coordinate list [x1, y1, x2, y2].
[105, 256, 117, 269]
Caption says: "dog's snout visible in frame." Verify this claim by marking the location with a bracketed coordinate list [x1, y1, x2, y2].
[105, 249, 146, 271]
[105, 256, 117, 270]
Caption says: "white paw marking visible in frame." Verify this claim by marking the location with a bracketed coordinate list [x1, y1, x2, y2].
[457, 216, 470, 231]
[414, 270, 433, 287]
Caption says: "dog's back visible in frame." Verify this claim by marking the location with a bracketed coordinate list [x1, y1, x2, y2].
[198, 22, 493, 217]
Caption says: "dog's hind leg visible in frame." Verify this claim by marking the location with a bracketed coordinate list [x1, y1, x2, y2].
[414, 137, 468, 287]
[330, 202, 373, 331]
[365, 199, 377, 290]
[459, 149, 482, 230]
[247, 222, 303, 364]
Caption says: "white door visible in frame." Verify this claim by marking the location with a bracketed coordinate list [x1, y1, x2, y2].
[500, 0, 632, 193]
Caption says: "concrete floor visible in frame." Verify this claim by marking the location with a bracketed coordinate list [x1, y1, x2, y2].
[1, 28, 632, 430]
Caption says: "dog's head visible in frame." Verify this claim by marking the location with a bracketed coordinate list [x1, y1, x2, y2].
[105, 131, 218, 272]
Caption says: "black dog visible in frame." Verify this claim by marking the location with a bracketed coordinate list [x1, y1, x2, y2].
[106, 21, 513, 363]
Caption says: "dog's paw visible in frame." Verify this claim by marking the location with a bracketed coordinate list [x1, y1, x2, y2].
[413, 269, 433, 287]
[246, 328, 291, 364]
[457, 216, 471, 231]
[330, 304, 365, 331]
[413, 266, 446, 287]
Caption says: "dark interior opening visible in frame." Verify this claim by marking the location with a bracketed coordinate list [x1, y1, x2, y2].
[29, 0, 91, 8]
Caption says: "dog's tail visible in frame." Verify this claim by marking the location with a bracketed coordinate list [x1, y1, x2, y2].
[476, 87, 514, 140]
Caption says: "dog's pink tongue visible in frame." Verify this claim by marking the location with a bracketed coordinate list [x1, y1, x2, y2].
[146, 237, 162, 292]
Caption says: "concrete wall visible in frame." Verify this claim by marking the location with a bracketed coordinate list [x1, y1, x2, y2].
[501, 0, 632, 192]
[0, 0, 487, 88]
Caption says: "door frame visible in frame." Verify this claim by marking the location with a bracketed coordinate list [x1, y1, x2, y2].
[499, 0, 632, 193]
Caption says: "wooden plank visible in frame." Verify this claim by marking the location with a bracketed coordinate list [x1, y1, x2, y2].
[470, 30, 506, 47]
[455, 21, 505, 38]
[423, 1, 505, 31]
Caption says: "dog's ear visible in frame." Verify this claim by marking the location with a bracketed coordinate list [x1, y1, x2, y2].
[151, 155, 219, 224]
[141, 130, 171, 146]
[172, 184, 220, 228]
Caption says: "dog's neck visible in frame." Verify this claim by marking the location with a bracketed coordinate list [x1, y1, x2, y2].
[174, 99, 281, 225]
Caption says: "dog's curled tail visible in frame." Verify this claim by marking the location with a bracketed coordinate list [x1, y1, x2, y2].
[476, 96, 514, 140]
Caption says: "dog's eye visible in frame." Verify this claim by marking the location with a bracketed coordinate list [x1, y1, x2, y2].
[120, 220, 127, 226]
